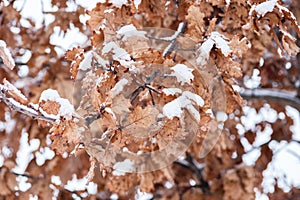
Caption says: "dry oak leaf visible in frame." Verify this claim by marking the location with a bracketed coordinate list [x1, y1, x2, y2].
[185, 5, 205, 35]
[0, 40, 15, 70]
[223, 166, 255, 200]
[86, 3, 109, 31]
[50, 118, 83, 155]
[228, 35, 250, 58]
[122, 105, 160, 138]
[39, 100, 60, 115]
[65, 47, 84, 80]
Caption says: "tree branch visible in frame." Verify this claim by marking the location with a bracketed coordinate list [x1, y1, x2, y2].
[240, 88, 300, 111]
[174, 152, 210, 194]
[0, 83, 57, 123]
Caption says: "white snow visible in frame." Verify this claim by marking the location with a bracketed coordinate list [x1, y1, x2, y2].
[35, 147, 55, 166]
[29, 194, 38, 200]
[39, 89, 75, 119]
[239, 104, 278, 132]
[244, 68, 261, 89]
[162, 88, 182, 96]
[3, 79, 28, 102]
[87, 182, 98, 195]
[133, 0, 142, 9]
[15, 176, 32, 192]
[253, 123, 273, 147]
[183, 91, 205, 106]
[112, 159, 135, 176]
[0, 40, 15, 69]
[197, 32, 232, 65]
[110, 194, 119, 200]
[210, 32, 232, 57]
[116, 24, 146, 40]
[170, 64, 194, 84]
[285, 105, 300, 140]
[161, 22, 186, 41]
[64, 174, 98, 194]
[94, 53, 109, 67]
[0, 155, 4, 167]
[163, 97, 183, 119]
[110, 78, 128, 98]
[13, 130, 40, 174]
[109, 0, 128, 8]
[196, 38, 214, 66]
[3, 111, 16, 134]
[102, 41, 134, 67]
[51, 175, 62, 186]
[216, 111, 228, 122]
[18, 65, 29, 77]
[79, 50, 93, 71]
[225, 0, 230, 6]
[163, 91, 204, 122]
[254, 0, 277, 16]
[50, 26, 88, 57]
[135, 188, 153, 200]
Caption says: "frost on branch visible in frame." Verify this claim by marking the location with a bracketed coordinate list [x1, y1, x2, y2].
[0, 40, 15, 70]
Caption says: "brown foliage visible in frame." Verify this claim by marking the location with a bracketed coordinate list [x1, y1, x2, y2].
[1, 0, 300, 199]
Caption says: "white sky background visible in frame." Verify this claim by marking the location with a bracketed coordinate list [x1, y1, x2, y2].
[1, 0, 300, 199]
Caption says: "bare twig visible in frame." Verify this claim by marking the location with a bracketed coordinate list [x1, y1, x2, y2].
[174, 152, 210, 195]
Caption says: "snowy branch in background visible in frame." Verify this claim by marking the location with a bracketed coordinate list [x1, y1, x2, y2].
[240, 88, 300, 110]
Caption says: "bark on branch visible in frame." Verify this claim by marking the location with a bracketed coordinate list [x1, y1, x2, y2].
[0, 83, 57, 123]
[240, 88, 300, 111]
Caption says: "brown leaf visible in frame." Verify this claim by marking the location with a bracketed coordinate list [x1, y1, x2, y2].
[65, 47, 84, 80]
[186, 5, 205, 35]
[39, 100, 60, 115]
[256, 144, 273, 171]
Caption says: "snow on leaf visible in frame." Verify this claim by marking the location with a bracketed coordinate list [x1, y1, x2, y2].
[170, 64, 194, 84]
[79, 50, 93, 71]
[94, 53, 109, 67]
[163, 96, 184, 119]
[0, 40, 15, 70]
[196, 38, 215, 66]
[112, 159, 135, 176]
[133, 0, 142, 9]
[252, 0, 277, 17]
[102, 41, 134, 67]
[116, 24, 146, 40]
[65, 47, 84, 80]
[197, 32, 232, 65]
[162, 91, 204, 122]
[162, 88, 182, 96]
[111, 78, 129, 98]
[39, 89, 74, 120]
[210, 32, 232, 56]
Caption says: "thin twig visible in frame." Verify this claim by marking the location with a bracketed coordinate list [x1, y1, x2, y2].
[174, 153, 210, 194]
